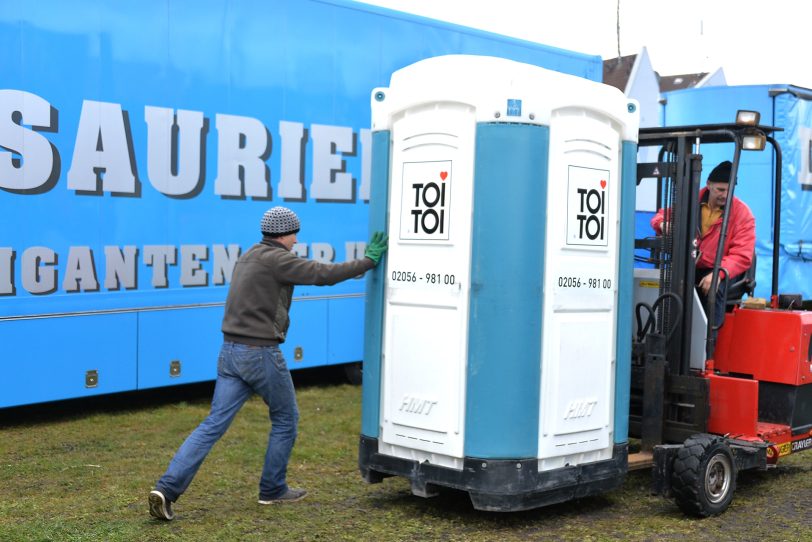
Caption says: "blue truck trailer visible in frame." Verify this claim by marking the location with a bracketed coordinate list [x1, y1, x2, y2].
[658, 84, 812, 300]
[0, 0, 601, 408]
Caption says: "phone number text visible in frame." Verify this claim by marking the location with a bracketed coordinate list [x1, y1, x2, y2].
[557, 276, 613, 289]
[391, 270, 456, 285]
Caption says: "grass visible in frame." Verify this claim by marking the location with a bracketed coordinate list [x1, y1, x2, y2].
[1, 373, 811, 542]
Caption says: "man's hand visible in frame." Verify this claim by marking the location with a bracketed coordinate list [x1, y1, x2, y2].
[698, 273, 712, 295]
[364, 231, 389, 265]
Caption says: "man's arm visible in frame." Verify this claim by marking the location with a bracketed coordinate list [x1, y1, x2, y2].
[650, 207, 671, 235]
[272, 232, 387, 286]
[719, 206, 755, 279]
[273, 250, 375, 286]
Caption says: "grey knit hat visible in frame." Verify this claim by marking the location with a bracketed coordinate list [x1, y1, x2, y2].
[261, 206, 300, 237]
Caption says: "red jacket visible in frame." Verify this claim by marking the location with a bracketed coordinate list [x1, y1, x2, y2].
[650, 187, 755, 278]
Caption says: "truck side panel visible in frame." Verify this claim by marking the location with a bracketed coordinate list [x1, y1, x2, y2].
[0, 0, 601, 407]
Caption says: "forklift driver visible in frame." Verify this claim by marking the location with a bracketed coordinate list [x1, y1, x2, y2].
[650, 160, 756, 326]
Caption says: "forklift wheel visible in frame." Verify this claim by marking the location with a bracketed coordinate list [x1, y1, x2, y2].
[671, 434, 737, 517]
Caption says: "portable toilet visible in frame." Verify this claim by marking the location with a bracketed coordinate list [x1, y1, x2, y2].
[359, 55, 640, 512]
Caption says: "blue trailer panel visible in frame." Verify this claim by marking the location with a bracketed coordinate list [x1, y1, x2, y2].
[0, 314, 137, 407]
[0, 0, 601, 407]
[662, 85, 812, 299]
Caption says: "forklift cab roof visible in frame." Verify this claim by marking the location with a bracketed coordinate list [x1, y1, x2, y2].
[639, 122, 781, 145]
[635, 115, 785, 369]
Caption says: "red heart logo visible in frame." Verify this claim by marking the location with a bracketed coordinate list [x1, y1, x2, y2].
[440, 171, 448, 181]
[600, 180, 607, 189]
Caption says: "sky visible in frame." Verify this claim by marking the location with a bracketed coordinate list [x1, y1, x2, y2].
[356, 0, 812, 89]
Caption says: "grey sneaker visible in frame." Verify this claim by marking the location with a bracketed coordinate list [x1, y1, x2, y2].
[258, 488, 307, 505]
[149, 489, 175, 520]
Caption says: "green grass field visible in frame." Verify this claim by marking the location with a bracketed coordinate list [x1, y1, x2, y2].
[1, 375, 811, 542]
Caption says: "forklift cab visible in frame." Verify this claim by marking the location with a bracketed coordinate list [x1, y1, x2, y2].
[628, 112, 797, 517]
[633, 110, 780, 368]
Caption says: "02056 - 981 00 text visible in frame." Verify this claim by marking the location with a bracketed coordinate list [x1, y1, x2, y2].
[557, 276, 612, 289]
[390, 270, 455, 285]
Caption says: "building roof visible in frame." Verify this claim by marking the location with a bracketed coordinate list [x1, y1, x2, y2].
[658, 72, 710, 92]
[603, 52, 714, 94]
[602, 54, 637, 92]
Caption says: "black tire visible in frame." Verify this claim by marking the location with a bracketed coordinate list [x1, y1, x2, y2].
[671, 434, 737, 517]
[343, 361, 362, 385]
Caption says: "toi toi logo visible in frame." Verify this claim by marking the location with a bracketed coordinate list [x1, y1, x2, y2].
[567, 167, 609, 247]
[410, 173, 448, 235]
[575, 180, 607, 241]
[400, 162, 451, 240]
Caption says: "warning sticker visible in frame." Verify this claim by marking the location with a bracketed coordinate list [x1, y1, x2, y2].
[399, 161, 452, 241]
[566, 165, 610, 247]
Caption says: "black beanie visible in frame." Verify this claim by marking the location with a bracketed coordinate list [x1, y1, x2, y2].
[708, 161, 732, 183]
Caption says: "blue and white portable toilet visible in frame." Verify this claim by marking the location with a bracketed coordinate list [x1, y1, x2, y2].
[359, 55, 640, 511]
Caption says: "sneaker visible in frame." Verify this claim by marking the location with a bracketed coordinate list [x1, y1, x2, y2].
[258, 488, 307, 505]
[149, 489, 175, 520]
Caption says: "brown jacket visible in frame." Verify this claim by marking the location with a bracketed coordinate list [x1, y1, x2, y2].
[222, 238, 374, 345]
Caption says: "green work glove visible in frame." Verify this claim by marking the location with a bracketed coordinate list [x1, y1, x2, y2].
[364, 231, 389, 265]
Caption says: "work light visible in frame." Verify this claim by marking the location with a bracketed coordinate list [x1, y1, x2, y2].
[736, 110, 761, 126]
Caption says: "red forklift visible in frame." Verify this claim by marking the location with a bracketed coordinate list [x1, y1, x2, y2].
[630, 111, 812, 516]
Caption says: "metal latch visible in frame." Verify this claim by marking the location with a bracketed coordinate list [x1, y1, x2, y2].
[170, 360, 181, 377]
[85, 370, 98, 388]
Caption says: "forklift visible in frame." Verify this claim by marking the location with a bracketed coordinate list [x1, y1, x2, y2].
[630, 111, 812, 516]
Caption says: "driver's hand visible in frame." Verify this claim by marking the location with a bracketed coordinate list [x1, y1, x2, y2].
[698, 273, 712, 295]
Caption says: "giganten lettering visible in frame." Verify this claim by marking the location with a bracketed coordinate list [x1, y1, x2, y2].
[0, 241, 366, 296]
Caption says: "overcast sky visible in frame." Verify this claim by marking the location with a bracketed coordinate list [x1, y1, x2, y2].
[357, 0, 812, 89]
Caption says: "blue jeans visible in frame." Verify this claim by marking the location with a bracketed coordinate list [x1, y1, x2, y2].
[155, 341, 299, 501]
[696, 269, 744, 328]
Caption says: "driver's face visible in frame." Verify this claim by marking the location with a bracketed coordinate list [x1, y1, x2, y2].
[707, 181, 728, 210]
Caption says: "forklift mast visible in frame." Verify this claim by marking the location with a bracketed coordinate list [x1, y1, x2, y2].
[631, 119, 782, 448]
